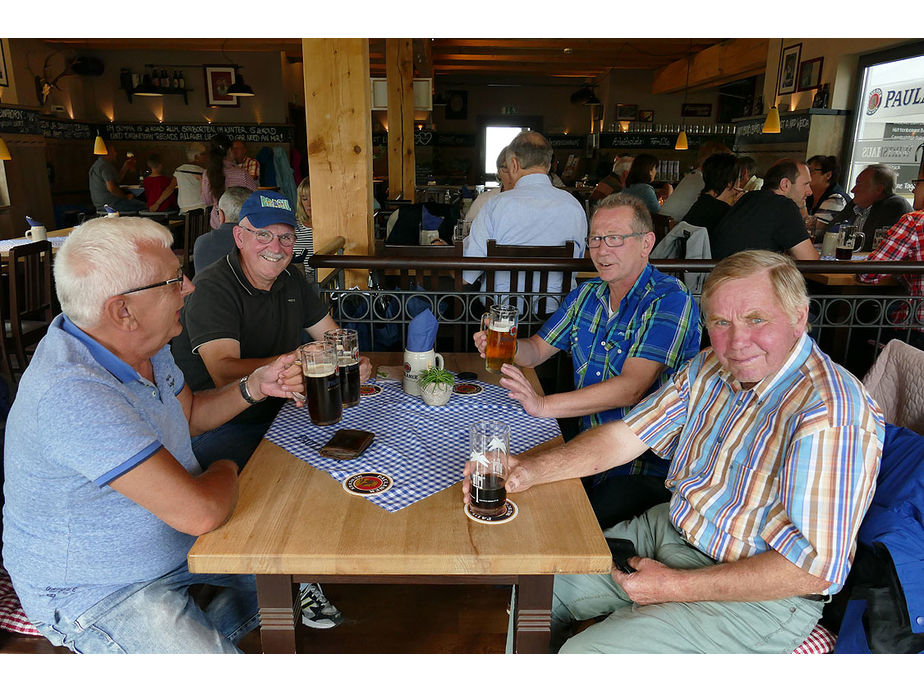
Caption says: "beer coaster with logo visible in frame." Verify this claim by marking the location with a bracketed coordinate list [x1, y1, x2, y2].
[342, 472, 393, 496]
[464, 500, 518, 525]
[453, 383, 484, 396]
[360, 384, 383, 397]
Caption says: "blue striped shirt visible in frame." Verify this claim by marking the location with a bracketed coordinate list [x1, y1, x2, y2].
[538, 265, 701, 475]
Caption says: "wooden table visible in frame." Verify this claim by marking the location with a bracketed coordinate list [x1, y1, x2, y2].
[188, 351, 610, 654]
[0, 227, 73, 259]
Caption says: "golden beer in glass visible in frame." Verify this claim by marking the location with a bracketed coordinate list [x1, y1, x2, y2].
[482, 305, 518, 373]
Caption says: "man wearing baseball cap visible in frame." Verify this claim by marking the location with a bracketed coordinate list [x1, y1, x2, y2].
[171, 190, 371, 628]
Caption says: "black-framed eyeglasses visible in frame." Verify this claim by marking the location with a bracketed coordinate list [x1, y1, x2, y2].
[587, 232, 647, 248]
[122, 267, 185, 295]
[238, 225, 296, 247]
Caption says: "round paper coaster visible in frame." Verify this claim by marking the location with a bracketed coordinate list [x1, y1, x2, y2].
[360, 384, 383, 397]
[453, 383, 484, 396]
[342, 472, 393, 496]
[464, 499, 518, 524]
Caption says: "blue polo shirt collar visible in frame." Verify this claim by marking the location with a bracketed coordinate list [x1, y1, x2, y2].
[59, 314, 141, 384]
[516, 173, 553, 189]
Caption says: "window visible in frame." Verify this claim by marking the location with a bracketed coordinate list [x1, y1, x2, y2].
[483, 125, 526, 187]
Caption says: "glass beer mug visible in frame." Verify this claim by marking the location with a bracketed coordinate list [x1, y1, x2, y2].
[298, 341, 342, 426]
[835, 224, 865, 261]
[481, 304, 518, 373]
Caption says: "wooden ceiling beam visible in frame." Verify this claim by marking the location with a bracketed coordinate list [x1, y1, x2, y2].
[651, 38, 768, 93]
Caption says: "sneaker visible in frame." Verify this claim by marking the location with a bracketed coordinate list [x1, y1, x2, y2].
[298, 583, 343, 629]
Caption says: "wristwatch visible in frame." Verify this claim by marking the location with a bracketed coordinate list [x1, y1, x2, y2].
[239, 375, 260, 405]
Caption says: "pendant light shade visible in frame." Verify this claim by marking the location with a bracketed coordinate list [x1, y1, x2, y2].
[762, 105, 781, 134]
[0, 136, 11, 161]
[227, 72, 255, 97]
[674, 130, 689, 151]
[93, 135, 108, 155]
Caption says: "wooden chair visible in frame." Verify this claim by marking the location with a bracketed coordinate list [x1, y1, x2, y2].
[179, 207, 208, 277]
[484, 239, 574, 312]
[6, 241, 55, 378]
[378, 242, 464, 292]
[651, 213, 674, 245]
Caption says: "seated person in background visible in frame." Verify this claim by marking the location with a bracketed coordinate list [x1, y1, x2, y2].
[463, 131, 586, 299]
[88, 144, 147, 215]
[473, 193, 701, 528]
[832, 164, 912, 251]
[142, 153, 179, 213]
[680, 152, 738, 235]
[805, 155, 851, 235]
[193, 186, 250, 272]
[735, 155, 763, 195]
[467, 250, 883, 654]
[710, 158, 819, 261]
[294, 177, 316, 281]
[201, 134, 258, 230]
[2, 217, 300, 653]
[858, 173, 924, 350]
[660, 141, 732, 221]
[174, 143, 207, 213]
[590, 156, 633, 202]
[621, 154, 663, 217]
[231, 139, 260, 182]
[463, 147, 513, 229]
[172, 190, 372, 629]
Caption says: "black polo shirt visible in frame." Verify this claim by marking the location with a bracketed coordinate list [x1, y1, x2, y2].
[710, 189, 808, 260]
[172, 250, 330, 424]
[681, 193, 731, 235]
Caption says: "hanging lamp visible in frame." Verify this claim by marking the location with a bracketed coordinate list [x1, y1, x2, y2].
[227, 71, 255, 97]
[93, 135, 108, 155]
[675, 40, 692, 151]
[0, 136, 11, 161]
[763, 39, 785, 134]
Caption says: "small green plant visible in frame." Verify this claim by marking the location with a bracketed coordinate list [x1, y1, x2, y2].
[417, 367, 455, 387]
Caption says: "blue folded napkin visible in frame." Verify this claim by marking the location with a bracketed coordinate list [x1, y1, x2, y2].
[407, 309, 438, 352]
[421, 206, 443, 231]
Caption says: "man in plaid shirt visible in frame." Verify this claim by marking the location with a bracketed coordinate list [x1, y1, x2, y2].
[858, 173, 924, 349]
[470, 251, 883, 653]
[231, 139, 260, 183]
[473, 194, 701, 527]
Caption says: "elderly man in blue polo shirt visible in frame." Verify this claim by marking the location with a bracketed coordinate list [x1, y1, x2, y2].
[2, 217, 300, 653]
[474, 193, 701, 527]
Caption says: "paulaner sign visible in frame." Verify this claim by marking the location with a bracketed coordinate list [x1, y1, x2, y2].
[865, 78, 924, 119]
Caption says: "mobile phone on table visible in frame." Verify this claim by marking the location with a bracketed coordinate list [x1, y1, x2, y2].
[606, 538, 638, 574]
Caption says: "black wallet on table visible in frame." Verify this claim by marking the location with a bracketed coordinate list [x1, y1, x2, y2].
[319, 429, 375, 460]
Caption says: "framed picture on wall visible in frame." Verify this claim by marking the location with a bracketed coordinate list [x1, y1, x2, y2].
[638, 110, 654, 122]
[0, 40, 9, 87]
[798, 57, 824, 91]
[615, 104, 638, 121]
[778, 43, 802, 95]
[204, 66, 239, 107]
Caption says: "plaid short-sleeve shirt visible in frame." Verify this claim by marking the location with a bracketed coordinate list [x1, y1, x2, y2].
[623, 334, 883, 590]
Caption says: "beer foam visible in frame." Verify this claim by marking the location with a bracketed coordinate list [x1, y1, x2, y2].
[489, 320, 515, 332]
[303, 363, 336, 377]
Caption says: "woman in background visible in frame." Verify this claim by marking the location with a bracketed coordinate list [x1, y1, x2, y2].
[201, 134, 257, 229]
[295, 178, 316, 281]
[806, 155, 850, 234]
[622, 154, 664, 217]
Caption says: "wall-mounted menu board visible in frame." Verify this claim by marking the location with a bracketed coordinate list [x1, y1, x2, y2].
[0, 106, 44, 135]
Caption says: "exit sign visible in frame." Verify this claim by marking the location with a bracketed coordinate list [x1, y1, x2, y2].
[501, 106, 518, 115]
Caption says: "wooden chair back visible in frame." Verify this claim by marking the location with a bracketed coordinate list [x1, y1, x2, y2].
[181, 207, 209, 277]
[7, 241, 55, 376]
[378, 242, 464, 292]
[484, 240, 575, 296]
[651, 213, 674, 245]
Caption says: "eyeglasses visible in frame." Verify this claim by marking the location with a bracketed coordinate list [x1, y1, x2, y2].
[239, 225, 296, 247]
[587, 232, 647, 248]
[122, 267, 185, 295]
[809, 168, 824, 174]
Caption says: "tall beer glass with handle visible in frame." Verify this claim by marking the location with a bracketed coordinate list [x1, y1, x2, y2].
[482, 304, 518, 373]
[324, 328, 360, 408]
[299, 341, 343, 425]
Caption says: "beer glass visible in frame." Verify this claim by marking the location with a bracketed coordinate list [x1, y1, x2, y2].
[835, 224, 865, 261]
[298, 341, 342, 426]
[468, 420, 510, 518]
[481, 304, 518, 373]
[324, 328, 360, 408]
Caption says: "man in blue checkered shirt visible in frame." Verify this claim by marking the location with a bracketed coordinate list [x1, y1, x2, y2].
[474, 193, 701, 527]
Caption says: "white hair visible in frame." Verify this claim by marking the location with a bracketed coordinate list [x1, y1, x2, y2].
[54, 217, 174, 328]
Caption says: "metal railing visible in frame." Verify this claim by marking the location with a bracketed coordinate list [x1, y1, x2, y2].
[308, 253, 924, 377]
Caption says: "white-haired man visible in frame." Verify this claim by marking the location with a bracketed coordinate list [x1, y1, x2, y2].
[2, 217, 300, 653]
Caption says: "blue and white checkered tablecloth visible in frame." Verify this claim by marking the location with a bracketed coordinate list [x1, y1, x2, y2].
[264, 378, 562, 512]
[0, 237, 67, 253]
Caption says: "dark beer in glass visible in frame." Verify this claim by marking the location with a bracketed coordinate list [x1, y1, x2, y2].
[468, 420, 510, 518]
[324, 328, 361, 407]
[299, 342, 342, 425]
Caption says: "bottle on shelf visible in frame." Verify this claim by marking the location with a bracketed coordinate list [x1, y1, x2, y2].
[172, 71, 179, 89]
[151, 69, 159, 88]
[178, 70, 185, 89]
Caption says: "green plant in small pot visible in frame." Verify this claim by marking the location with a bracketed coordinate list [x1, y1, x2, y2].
[417, 366, 454, 406]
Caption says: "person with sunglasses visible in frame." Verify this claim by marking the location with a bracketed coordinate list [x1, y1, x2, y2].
[472, 193, 701, 528]
[2, 216, 301, 653]
[171, 190, 371, 630]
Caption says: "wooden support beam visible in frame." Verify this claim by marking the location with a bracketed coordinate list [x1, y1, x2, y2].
[651, 38, 769, 94]
[386, 39, 416, 203]
[302, 38, 374, 280]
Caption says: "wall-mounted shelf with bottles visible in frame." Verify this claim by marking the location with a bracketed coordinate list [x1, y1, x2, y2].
[120, 67, 192, 104]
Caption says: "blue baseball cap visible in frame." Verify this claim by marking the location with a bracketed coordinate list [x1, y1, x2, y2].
[239, 190, 297, 228]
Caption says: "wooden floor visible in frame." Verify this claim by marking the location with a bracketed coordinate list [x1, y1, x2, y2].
[0, 583, 511, 654]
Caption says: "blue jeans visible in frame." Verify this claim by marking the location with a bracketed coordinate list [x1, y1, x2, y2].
[191, 420, 271, 470]
[31, 563, 259, 654]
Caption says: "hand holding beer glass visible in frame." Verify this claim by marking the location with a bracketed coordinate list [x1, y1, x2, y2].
[481, 305, 518, 373]
[467, 420, 510, 518]
[298, 341, 343, 426]
[324, 328, 361, 408]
